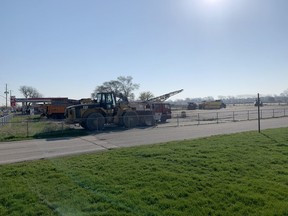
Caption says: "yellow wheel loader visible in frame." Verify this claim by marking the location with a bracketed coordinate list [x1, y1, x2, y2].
[65, 92, 155, 131]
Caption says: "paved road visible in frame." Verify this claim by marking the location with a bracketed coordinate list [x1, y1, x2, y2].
[0, 117, 287, 164]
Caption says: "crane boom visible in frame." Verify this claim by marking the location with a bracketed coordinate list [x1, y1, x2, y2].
[147, 89, 183, 102]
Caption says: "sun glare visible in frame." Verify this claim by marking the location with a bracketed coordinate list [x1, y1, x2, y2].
[176, 0, 229, 20]
[202, 0, 227, 11]
[203, 0, 228, 9]
[204, 0, 222, 4]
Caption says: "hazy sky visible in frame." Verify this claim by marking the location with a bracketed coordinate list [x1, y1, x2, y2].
[1, 0, 288, 104]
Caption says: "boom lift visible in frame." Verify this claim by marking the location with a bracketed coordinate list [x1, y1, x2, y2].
[147, 89, 183, 102]
[135, 89, 183, 122]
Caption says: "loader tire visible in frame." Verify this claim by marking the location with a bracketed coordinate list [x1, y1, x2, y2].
[86, 113, 105, 131]
[123, 111, 138, 128]
[80, 122, 87, 130]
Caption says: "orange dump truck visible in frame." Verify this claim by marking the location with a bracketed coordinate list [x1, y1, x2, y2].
[41, 98, 79, 119]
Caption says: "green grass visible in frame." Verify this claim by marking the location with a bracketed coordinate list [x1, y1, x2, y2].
[0, 115, 88, 141]
[1, 127, 288, 215]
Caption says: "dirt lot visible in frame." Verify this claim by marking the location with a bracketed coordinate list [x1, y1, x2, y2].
[166, 104, 288, 127]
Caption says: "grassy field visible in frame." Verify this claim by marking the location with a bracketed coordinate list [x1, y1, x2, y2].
[1, 127, 288, 215]
[0, 114, 88, 141]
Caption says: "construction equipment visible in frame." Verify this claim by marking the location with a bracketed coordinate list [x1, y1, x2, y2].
[64, 92, 155, 130]
[147, 89, 183, 102]
[137, 89, 183, 122]
[254, 99, 263, 107]
[187, 102, 198, 110]
[40, 98, 79, 119]
[198, 100, 226, 110]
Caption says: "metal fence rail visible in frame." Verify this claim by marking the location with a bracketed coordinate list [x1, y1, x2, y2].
[0, 108, 287, 140]
[0, 114, 13, 127]
[169, 107, 288, 127]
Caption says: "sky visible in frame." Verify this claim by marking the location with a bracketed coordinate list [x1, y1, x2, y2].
[1, 0, 288, 105]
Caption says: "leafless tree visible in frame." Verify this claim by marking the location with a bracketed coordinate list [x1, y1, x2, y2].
[280, 89, 288, 97]
[91, 76, 139, 100]
[19, 86, 43, 110]
[138, 91, 154, 101]
[19, 86, 43, 98]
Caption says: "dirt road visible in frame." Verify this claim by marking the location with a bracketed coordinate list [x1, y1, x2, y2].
[0, 117, 287, 164]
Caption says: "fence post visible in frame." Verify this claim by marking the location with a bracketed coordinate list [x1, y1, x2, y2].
[233, 111, 235, 122]
[177, 114, 179, 127]
[197, 113, 200, 125]
[26, 120, 29, 137]
[247, 110, 249, 120]
[216, 112, 219, 124]
[273, 109, 275, 118]
[257, 93, 261, 133]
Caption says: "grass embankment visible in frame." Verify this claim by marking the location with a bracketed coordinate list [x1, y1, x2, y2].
[0, 114, 88, 141]
[1, 128, 288, 215]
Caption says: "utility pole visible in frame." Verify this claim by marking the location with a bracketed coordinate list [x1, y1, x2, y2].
[4, 84, 9, 109]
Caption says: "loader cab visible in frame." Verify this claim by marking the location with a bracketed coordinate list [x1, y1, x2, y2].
[95, 92, 116, 110]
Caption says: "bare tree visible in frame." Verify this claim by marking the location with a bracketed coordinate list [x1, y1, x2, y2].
[280, 89, 288, 97]
[203, 96, 214, 101]
[19, 86, 43, 98]
[92, 76, 139, 100]
[280, 89, 288, 103]
[19, 86, 43, 110]
[138, 91, 154, 101]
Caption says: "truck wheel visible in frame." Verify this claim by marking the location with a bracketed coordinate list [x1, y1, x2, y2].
[86, 113, 105, 131]
[123, 111, 138, 128]
[80, 122, 87, 129]
[144, 115, 155, 126]
[160, 115, 167, 123]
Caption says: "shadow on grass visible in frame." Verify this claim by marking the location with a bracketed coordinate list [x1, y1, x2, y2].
[33, 128, 90, 140]
[88, 124, 157, 135]
[260, 131, 288, 146]
[0, 129, 90, 142]
[260, 132, 279, 144]
[1, 122, 155, 142]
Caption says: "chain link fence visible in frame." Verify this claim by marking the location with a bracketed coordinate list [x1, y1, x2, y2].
[0, 115, 87, 141]
[0, 107, 287, 140]
[0, 114, 13, 127]
[168, 107, 288, 127]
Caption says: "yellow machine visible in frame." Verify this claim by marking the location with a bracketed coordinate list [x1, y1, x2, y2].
[198, 100, 226, 110]
[65, 92, 155, 130]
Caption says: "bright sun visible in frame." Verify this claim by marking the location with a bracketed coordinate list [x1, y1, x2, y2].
[202, 0, 227, 10]
[204, 0, 223, 5]
[205, 0, 219, 4]
[177, 0, 228, 18]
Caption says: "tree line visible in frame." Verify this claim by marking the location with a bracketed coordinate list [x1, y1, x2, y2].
[19, 76, 288, 104]
[19, 76, 155, 102]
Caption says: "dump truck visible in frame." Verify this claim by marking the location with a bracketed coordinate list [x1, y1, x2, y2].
[40, 98, 80, 119]
[187, 102, 198, 110]
[198, 100, 226, 110]
[64, 92, 155, 130]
